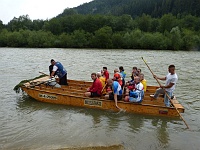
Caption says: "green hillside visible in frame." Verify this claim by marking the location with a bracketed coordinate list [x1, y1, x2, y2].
[70, 0, 200, 17]
[0, 0, 200, 50]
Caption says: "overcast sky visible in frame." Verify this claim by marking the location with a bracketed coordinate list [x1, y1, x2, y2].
[0, 0, 93, 24]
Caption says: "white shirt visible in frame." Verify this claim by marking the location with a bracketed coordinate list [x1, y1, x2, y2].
[165, 73, 178, 92]
[52, 65, 58, 71]
[135, 82, 144, 91]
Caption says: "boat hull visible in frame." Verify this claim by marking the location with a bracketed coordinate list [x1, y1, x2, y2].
[22, 85, 184, 117]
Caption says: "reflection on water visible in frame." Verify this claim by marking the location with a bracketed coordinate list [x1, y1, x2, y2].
[0, 48, 200, 150]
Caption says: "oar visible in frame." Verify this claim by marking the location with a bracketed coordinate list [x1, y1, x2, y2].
[141, 57, 189, 129]
[101, 83, 107, 94]
[39, 71, 49, 76]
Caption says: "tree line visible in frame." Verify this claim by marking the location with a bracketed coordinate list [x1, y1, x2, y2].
[73, 0, 200, 18]
[0, 14, 200, 50]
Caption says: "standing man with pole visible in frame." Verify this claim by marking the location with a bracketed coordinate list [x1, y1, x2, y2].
[142, 57, 189, 129]
[150, 65, 178, 107]
[50, 59, 68, 85]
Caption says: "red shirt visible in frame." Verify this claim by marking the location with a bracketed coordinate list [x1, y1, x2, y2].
[89, 78, 103, 95]
[103, 71, 109, 80]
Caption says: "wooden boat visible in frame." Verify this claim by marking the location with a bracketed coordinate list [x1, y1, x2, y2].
[21, 75, 184, 117]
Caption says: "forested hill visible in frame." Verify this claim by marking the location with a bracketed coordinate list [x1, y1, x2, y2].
[69, 0, 200, 18]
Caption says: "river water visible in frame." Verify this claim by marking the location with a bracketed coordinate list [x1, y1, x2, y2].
[0, 48, 199, 150]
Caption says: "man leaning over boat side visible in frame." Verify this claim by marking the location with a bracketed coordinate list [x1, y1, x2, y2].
[85, 73, 103, 97]
[50, 59, 68, 85]
[150, 65, 178, 107]
[105, 79, 123, 110]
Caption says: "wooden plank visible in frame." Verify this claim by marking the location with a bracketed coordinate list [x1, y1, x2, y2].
[173, 103, 184, 109]
[171, 100, 179, 104]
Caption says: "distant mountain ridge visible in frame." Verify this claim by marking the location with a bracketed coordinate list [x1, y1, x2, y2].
[67, 0, 200, 17]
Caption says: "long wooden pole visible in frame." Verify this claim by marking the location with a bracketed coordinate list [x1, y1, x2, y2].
[141, 57, 189, 129]
[39, 71, 49, 76]
[101, 83, 107, 93]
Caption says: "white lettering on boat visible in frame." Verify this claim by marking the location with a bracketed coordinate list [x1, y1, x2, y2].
[84, 99, 102, 107]
[39, 93, 57, 100]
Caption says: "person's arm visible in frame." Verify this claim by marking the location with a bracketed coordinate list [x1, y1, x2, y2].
[160, 77, 177, 89]
[50, 71, 55, 78]
[153, 75, 166, 81]
[114, 94, 120, 109]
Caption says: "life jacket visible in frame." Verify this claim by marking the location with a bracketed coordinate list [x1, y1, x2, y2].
[54, 62, 67, 78]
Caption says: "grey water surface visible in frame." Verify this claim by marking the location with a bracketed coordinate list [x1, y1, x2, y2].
[0, 48, 199, 150]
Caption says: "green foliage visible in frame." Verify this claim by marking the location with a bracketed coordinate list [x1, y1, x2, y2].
[170, 26, 183, 50]
[92, 26, 113, 48]
[73, 0, 200, 18]
[27, 30, 55, 48]
[13, 74, 47, 93]
[0, 7, 200, 50]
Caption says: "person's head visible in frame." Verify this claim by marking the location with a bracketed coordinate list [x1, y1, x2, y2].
[137, 68, 141, 74]
[91, 73, 97, 80]
[103, 67, 107, 72]
[96, 72, 101, 78]
[114, 68, 119, 73]
[50, 59, 56, 65]
[139, 73, 144, 81]
[132, 67, 137, 73]
[106, 79, 113, 86]
[119, 66, 124, 72]
[134, 76, 140, 84]
[168, 65, 175, 74]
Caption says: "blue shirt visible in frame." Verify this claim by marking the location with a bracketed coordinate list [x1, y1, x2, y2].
[112, 81, 122, 95]
[120, 71, 126, 79]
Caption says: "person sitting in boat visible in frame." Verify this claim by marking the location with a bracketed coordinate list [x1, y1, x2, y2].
[96, 72, 106, 95]
[124, 76, 144, 103]
[139, 73, 147, 92]
[85, 73, 103, 97]
[119, 66, 126, 89]
[113, 69, 123, 86]
[50, 59, 68, 85]
[137, 68, 141, 74]
[150, 65, 178, 107]
[105, 79, 123, 109]
[125, 74, 135, 88]
[102, 67, 109, 80]
[132, 66, 139, 77]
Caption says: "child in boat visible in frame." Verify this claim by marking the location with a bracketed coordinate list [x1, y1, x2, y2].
[132, 66, 139, 77]
[139, 73, 147, 92]
[119, 66, 126, 89]
[102, 67, 109, 80]
[137, 68, 141, 74]
[125, 76, 144, 103]
[113, 69, 123, 86]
